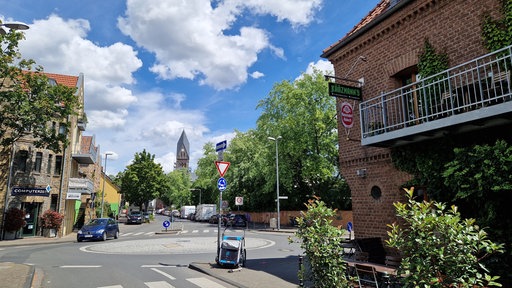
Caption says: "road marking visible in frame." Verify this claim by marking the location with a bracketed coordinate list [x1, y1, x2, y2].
[98, 285, 123, 288]
[150, 268, 176, 280]
[145, 281, 175, 288]
[134, 232, 145, 236]
[145, 232, 155, 236]
[60, 265, 102, 268]
[121, 232, 133, 236]
[181, 230, 189, 234]
[187, 277, 226, 288]
[192, 230, 198, 233]
[203, 230, 209, 233]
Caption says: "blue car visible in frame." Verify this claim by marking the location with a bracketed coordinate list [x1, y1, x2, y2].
[77, 218, 119, 242]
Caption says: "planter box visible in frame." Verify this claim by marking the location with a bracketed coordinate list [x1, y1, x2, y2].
[43, 228, 57, 238]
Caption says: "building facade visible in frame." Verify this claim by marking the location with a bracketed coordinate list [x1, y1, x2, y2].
[322, 0, 510, 239]
[175, 130, 190, 170]
[0, 72, 96, 239]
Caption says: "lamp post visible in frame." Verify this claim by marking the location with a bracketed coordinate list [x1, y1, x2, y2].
[268, 136, 282, 230]
[190, 188, 202, 205]
[100, 152, 113, 218]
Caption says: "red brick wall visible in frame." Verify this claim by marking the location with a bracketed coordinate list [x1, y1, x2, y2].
[325, 0, 504, 240]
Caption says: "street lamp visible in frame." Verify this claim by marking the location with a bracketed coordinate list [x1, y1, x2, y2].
[190, 188, 202, 205]
[0, 21, 30, 34]
[100, 152, 113, 218]
[268, 136, 282, 230]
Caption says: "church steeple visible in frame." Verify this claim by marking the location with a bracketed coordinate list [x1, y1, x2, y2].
[175, 130, 190, 169]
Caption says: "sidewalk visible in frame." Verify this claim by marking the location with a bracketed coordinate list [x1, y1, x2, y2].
[0, 227, 298, 288]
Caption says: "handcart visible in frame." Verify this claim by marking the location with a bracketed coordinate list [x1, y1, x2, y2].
[216, 226, 246, 268]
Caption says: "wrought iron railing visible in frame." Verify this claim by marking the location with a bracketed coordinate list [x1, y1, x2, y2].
[360, 45, 512, 140]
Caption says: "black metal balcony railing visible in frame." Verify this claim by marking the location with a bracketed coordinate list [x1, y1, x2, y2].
[360, 45, 512, 146]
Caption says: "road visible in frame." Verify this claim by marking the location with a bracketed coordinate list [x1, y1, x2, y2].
[0, 215, 303, 288]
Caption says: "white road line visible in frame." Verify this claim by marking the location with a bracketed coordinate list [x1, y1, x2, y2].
[150, 268, 176, 280]
[145, 232, 155, 235]
[203, 230, 209, 233]
[145, 281, 175, 288]
[187, 277, 226, 288]
[97, 285, 123, 288]
[60, 265, 102, 268]
[181, 230, 189, 234]
[192, 230, 198, 233]
[121, 232, 133, 236]
[134, 232, 145, 236]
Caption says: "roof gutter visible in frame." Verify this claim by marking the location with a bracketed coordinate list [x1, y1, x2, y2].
[321, 0, 414, 59]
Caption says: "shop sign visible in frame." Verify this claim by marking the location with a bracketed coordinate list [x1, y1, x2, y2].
[66, 192, 82, 200]
[11, 187, 50, 197]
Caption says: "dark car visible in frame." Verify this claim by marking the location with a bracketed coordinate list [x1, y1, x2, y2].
[77, 218, 119, 242]
[126, 211, 143, 224]
[224, 214, 248, 227]
[209, 214, 222, 224]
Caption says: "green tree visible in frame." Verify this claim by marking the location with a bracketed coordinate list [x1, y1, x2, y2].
[387, 187, 503, 288]
[0, 22, 79, 152]
[256, 68, 347, 210]
[120, 149, 169, 211]
[162, 168, 191, 207]
[292, 197, 349, 287]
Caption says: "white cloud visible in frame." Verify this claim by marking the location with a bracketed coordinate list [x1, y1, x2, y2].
[118, 0, 322, 90]
[250, 71, 265, 79]
[306, 59, 334, 75]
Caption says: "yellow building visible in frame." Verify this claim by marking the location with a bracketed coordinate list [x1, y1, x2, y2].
[100, 171, 121, 218]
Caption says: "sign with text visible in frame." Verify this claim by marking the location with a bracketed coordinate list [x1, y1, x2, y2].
[11, 187, 50, 197]
[340, 102, 354, 128]
[329, 82, 362, 101]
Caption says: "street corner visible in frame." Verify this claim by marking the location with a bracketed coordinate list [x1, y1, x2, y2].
[0, 262, 34, 288]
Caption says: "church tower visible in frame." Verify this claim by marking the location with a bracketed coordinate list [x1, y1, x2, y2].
[175, 130, 190, 170]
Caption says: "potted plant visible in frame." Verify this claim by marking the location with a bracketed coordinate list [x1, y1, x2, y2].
[3, 207, 26, 239]
[40, 209, 64, 237]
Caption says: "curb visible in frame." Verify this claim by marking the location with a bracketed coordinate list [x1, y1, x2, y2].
[189, 262, 249, 288]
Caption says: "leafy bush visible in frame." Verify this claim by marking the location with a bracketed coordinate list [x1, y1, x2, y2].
[387, 187, 504, 287]
[292, 197, 349, 287]
[39, 209, 64, 231]
[4, 207, 26, 232]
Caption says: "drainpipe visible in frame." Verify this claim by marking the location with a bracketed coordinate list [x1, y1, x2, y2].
[1, 143, 16, 240]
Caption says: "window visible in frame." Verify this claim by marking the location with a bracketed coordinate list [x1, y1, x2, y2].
[33, 152, 42, 173]
[55, 155, 63, 175]
[50, 194, 58, 211]
[58, 123, 67, 135]
[17, 150, 29, 172]
[47, 154, 53, 174]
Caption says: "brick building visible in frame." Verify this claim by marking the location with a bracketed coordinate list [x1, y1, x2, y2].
[322, 0, 510, 239]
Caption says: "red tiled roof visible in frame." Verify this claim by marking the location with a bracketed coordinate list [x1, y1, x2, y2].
[323, 0, 390, 55]
[42, 72, 79, 88]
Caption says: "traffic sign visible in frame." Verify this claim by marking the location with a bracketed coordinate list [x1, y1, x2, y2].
[217, 177, 227, 191]
[163, 220, 170, 228]
[216, 140, 227, 152]
[215, 161, 230, 177]
[340, 102, 354, 128]
[347, 221, 353, 232]
[235, 196, 243, 206]
[278, 196, 288, 199]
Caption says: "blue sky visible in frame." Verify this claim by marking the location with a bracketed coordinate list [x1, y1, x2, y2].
[1, 0, 380, 175]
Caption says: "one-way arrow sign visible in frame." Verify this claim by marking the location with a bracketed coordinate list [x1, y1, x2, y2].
[216, 140, 227, 152]
[215, 161, 230, 177]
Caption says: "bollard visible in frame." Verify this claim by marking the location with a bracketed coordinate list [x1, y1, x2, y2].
[298, 255, 304, 287]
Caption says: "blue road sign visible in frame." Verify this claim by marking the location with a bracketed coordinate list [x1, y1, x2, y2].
[217, 177, 227, 191]
[347, 221, 353, 232]
[216, 140, 227, 152]
[163, 220, 170, 228]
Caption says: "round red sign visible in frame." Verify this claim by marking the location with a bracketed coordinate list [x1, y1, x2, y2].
[340, 102, 353, 128]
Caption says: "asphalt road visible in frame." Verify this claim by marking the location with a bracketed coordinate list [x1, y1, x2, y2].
[0, 215, 303, 288]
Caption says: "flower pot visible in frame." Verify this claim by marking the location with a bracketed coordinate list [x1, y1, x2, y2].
[43, 228, 56, 238]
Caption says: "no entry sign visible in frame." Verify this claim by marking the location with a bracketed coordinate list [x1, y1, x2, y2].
[340, 102, 354, 128]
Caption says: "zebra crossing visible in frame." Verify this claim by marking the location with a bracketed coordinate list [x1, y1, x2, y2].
[119, 229, 218, 238]
[65, 265, 229, 288]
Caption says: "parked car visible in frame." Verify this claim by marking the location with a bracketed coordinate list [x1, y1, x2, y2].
[143, 212, 151, 223]
[223, 214, 248, 227]
[172, 210, 180, 218]
[77, 218, 119, 242]
[126, 211, 143, 224]
[209, 214, 222, 224]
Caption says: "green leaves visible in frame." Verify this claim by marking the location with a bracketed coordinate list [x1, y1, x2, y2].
[387, 188, 504, 287]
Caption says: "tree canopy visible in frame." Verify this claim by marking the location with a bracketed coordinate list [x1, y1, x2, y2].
[0, 25, 78, 152]
[119, 149, 169, 211]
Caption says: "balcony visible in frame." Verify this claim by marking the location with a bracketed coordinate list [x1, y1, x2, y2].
[72, 142, 97, 164]
[77, 118, 86, 131]
[360, 45, 512, 147]
[68, 178, 94, 194]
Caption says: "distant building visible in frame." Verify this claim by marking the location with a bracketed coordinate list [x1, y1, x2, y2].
[175, 130, 190, 170]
